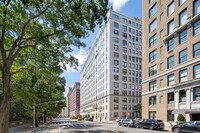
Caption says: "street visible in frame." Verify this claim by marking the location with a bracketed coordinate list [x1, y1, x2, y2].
[33, 118, 169, 133]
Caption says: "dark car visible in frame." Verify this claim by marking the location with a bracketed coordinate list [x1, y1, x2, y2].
[136, 119, 164, 130]
[118, 119, 136, 127]
[85, 117, 93, 121]
[172, 121, 200, 133]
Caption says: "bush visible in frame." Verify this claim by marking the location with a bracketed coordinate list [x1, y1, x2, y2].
[87, 115, 90, 118]
[91, 115, 94, 119]
[177, 114, 185, 124]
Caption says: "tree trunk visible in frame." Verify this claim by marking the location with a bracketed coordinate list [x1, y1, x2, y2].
[0, 72, 11, 133]
[44, 110, 47, 123]
[35, 108, 39, 127]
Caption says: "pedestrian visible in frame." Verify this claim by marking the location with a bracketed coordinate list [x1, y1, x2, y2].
[100, 117, 102, 122]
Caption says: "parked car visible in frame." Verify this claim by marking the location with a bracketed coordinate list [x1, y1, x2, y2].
[116, 117, 122, 122]
[172, 121, 200, 133]
[136, 119, 164, 130]
[85, 117, 93, 121]
[118, 119, 136, 127]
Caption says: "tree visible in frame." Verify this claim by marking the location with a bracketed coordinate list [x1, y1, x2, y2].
[177, 114, 185, 124]
[135, 104, 142, 113]
[0, 0, 108, 132]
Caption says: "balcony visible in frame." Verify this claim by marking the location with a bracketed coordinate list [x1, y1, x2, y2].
[163, 13, 200, 44]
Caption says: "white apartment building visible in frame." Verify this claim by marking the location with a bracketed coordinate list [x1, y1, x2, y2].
[80, 9, 142, 121]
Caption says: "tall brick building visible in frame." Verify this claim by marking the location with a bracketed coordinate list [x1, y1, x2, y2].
[69, 82, 80, 117]
[142, 0, 200, 126]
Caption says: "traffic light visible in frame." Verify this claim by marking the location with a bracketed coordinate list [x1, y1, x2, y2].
[55, 103, 58, 107]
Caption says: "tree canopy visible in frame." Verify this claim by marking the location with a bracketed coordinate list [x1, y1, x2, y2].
[0, 0, 108, 132]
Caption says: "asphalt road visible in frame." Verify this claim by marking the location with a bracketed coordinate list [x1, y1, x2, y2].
[44, 118, 169, 133]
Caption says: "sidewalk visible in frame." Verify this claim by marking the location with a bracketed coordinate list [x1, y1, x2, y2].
[9, 121, 51, 133]
[9, 123, 35, 133]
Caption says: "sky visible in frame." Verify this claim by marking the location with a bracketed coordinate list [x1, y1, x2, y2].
[61, 0, 142, 96]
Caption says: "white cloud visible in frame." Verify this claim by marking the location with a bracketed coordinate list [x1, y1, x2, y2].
[109, 0, 130, 11]
[64, 48, 87, 73]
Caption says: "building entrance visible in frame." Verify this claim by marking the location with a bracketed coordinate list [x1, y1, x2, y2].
[192, 114, 200, 121]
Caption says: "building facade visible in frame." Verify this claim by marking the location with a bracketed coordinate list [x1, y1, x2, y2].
[69, 82, 80, 117]
[80, 9, 142, 121]
[142, 0, 200, 126]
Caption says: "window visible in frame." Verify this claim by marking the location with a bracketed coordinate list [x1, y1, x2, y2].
[168, 38, 174, 51]
[194, 42, 200, 57]
[194, 20, 200, 36]
[114, 82, 119, 88]
[194, 0, 200, 16]
[122, 47, 127, 53]
[194, 64, 200, 78]
[122, 105, 127, 110]
[149, 49, 157, 62]
[114, 60, 119, 66]
[179, 69, 187, 82]
[150, 18, 157, 33]
[123, 54, 127, 61]
[149, 3, 157, 18]
[114, 22, 119, 28]
[122, 25, 127, 31]
[149, 0, 153, 3]
[179, 9, 187, 26]
[114, 30, 119, 35]
[123, 32, 127, 39]
[179, 29, 187, 44]
[114, 75, 119, 81]
[149, 96, 156, 106]
[122, 62, 127, 68]
[149, 111, 157, 119]
[179, 0, 186, 6]
[114, 90, 119, 95]
[167, 110, 174, 121]
[149, 80, 157, 91]
[168, 92, 174, 104]
[122, 76, 127, 82]
[114, 14, 119, 19]
[114, 45, 119, 51]
[132, 29, 135, 34]
[114, 67, 119, 73]
[122, 98, 127, 102]
[114, 97, 119, 103]
[168, 1, 174, 16]
[122, 69, 127, 75]
[168, 56, 174, 69]
[168, 19, 174, 34]
[149, 65, 157, 76]
[179, 49, 187, 64]
[179, 90, 186, 102]
[123, 40, 127, 45]
[114, 105, 119, 110]
[114, 37, 119, 43]
[193, 87, 200, 101]
[168, 74, 175, 86]
[113, 52, 119, 58]
[122, 18, 127, 23]
[149, 34, 157, 47]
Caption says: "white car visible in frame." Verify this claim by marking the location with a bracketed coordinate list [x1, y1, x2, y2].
[116, 117, 122, 122]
